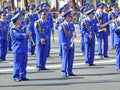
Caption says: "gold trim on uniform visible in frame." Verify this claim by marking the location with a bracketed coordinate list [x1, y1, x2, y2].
[62, 24, 70, 36]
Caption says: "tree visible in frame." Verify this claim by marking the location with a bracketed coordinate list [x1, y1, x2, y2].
[11, 0, 14, 9]
[24, 0, 28, 10]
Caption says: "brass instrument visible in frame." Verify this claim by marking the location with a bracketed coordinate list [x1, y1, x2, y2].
[98, 20, 112, 32]
[22, 24, 35, 46]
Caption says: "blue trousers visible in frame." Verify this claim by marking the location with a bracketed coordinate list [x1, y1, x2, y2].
[85, 41, 95, 65]
[80, 34, 85, 55]
[36, 45, 47, 69]
[110, 31, 115, 49]
[13, 53, 28, 79]
[58, 31, 62, 59]
[8, 37, 12, 50]
[61, 45, 74, 75]
[47, 37, 51, 57]
[98, 33, 108, 56]
[115, 44, 120, 70]
[0, 40, 7, 60]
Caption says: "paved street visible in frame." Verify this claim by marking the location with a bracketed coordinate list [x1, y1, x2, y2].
[0, 25, 120, 90]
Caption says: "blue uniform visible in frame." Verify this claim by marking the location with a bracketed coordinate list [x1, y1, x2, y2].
[81, 17, 97, 65]
[78, 13, 86, 55]
[6, 13, 13, 50]
[59, 21, 75, 76]
[34, 18, 51, 70]
[111, 19, 120, 70]
[10, 24, 28, 80]
[46, 11, 54, 57]
[94, 12, 110, 58]
[108, 11, 118, 49]
[24, 12, 38, 54]
[0, 19, 9, 61]
[55, 15, 64, 59]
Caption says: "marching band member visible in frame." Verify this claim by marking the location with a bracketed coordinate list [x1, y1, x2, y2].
[59, 10, 76, 77]
[24, 4, 38, 55]
[78, 5, 87, 55]
[81, 8, 97, 66]
[10, 12, 31, 82]
[108, 3, 118, 49]
[4, 6, 13, 51]
[34, 9, 51, 71]
[0, 10, 9, 61]
[111, 12, 120, 71]
[94, 3, 110, 59]
[41, 2, 54, 57]
[55, 4, 69, 59]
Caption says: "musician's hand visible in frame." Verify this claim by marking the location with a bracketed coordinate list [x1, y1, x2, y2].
[27, 32, 32, 37]
[64, 46, 67, 50]
[7, 31, 10, 35]
[108, 33, 110, 36]
[89, 35, 92, 40]
[99, 25, 104, 29]
[41, 38, 46, 45]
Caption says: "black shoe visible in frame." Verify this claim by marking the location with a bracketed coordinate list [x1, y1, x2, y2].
[89, 64, 96, 66]
[68, 73, 76, 76]
[104, 56, 110, 58]
[2, 59, 6, 61]
[9, 49, 12, 51]
[41, 68, 49, 70]
[21, 78, 29, 81]
[14, 78, 21, 82]
[31, 53, 34, 55]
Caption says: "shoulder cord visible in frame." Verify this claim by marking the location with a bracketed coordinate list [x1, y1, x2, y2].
[58, 17, 61, 24]
[37, 21, 44, 34]
[110, 12, 115, 20]
[114, 20, 119, 27]
[26, 14, 32, 22]
[62, 24, 70, 36]
[95, 15, 102, 24]
[83, 20, 91, 31]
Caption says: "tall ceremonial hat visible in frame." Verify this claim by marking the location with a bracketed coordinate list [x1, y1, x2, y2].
[4, 6, 11, 11]
[41, 2, 50, 8]
[64, 4, 69, 10]
[0, 10, 6, 16]
[80, 6, 87, 13]
[14, 9, 22, 15]
[11, 12, 21, 21]
[28, 4, 36, 9]
[59, 4, 68, 13]
[38, 8, 48, 14]
[63, 10, 72, 18]
[83, 2, 90, 7]
[110, 3, 118, 7]
[96, 2, 105, 8]
[86, 8, 95, 15]
[38, 3, 42, 8]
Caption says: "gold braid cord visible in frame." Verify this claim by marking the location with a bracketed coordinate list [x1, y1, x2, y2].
[110, 12, 115, 20]
[83, 20, 91, 31]
[37, 21, 44, 34]
[62, 24, 70, 36]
